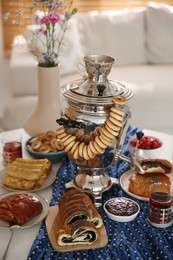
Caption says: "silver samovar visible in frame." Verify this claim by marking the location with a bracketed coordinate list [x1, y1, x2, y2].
[57, 54, 140, 207]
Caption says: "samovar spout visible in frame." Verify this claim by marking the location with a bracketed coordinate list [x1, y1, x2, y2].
[114, 145, 145, 174]
[116, 151, 145, 174]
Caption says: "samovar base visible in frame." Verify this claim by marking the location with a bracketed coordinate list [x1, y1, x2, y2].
[65, 170, 119, 207]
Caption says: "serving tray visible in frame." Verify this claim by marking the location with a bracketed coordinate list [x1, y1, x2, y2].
[45, 205, 108, 252]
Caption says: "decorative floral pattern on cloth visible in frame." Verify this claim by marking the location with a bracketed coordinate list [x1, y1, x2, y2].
[27, 125, 173, 260]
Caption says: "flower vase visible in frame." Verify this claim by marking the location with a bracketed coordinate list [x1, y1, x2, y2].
[24, 65, 61, 136]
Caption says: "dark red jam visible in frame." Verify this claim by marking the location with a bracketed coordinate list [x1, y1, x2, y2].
[105, 198, 139, 216]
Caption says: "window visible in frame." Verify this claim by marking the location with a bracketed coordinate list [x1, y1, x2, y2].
[1, 0, 173, 57]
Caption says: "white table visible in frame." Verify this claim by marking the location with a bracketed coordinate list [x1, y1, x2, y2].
[0, 128, 173, 260]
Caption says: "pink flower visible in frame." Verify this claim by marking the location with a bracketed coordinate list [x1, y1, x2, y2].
[40, 12, 61, 25]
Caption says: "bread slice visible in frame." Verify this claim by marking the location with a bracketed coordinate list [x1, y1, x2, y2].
[129, 172, 171, 197]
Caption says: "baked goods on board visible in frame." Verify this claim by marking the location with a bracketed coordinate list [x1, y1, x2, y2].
[2, 158, 52, 190]
[0, 193, 43, 225]
[57, 189, 103, 246]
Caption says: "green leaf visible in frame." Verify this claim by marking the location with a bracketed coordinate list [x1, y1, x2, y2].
[71, 8, 78, 15]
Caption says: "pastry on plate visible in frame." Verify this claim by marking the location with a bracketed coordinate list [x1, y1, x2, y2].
[135, 158, 172, 174]
[0, 193, 43, 225]
[2, 158, 52, 190]
[129, 172, 171, 197]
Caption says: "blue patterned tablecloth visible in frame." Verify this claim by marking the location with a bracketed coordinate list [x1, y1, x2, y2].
[27, 126, 173, 260]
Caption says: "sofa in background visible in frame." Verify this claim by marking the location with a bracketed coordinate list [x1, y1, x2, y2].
[2, 2, 173, 135]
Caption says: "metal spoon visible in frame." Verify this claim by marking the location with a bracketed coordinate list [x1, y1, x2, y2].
[132, 131, 145, 174]
[2, 225, 20, 260]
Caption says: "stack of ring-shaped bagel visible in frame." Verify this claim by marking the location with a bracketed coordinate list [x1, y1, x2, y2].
[56, 95, 126, 160]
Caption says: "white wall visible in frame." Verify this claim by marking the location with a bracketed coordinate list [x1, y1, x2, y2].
[0, 4, 12, 119]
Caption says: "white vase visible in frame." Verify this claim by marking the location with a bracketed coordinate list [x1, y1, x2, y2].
[24, 65, 61, 136]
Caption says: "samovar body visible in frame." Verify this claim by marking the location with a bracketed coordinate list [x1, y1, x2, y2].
[58, 55, 133, 206]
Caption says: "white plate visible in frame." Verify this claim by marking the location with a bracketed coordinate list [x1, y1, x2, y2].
[120, 169, 173, 202]
[0, 169, 56, 192]
[120, 169, 149, 202]
[0, 191, 49, 229]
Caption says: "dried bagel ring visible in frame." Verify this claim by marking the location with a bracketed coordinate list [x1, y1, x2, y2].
[50, 138, 58, 149]
[93, 127, 100, 137]
[56, 126, 66, 136]
[30, 137, 39, 143]
[88, 140, 98, 155]
[93, 141, 105, 154]
[46, 130, 56, 140]
[95, 136, 107, 149]
[49, 146, 57, 152]
[112, 95, 126, 105]
[57, 132, 67, 139]
[99, 134, 113, 146]
[38, 145, 50, 153]
[75, 129, 84, 141]
[89, 132, 95, 141]
[109, 112, 123, 122]
[109, 113, 123, 127]
[84, 135, 90, 145]
[100, 129, 113, 143]
[73, 145, 80, 160]
[56, 141, 64, 151]
[87, 145, 95, 159]
[70, 141, 80, 155]
[60, 134, 71, 143]
[100, 126, 114, 140]
[31, 140, 42, 150]
[78, 142, 85, 158]
[106, 119, 120, 132]
[50, 139, 64, 151]
[26, 144, 33, 151]
[105, 124, 119, 137]
[36, 133, 47, 141]
[63, 135, 76, 146]
[83, 145, 90, 160]
[65, 140, 76, 152]
[110, 107, 125, 117]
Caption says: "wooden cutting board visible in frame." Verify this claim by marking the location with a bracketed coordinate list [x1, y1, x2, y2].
[45, 206, 108, 252]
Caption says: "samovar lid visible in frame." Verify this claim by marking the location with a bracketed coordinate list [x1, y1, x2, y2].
[61, 55, 133, 105]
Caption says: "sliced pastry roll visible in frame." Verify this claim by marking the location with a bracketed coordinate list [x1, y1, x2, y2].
[57, 220, 98, 246]
[58, 189, 103, 228]
[57, 189, 103, 246]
